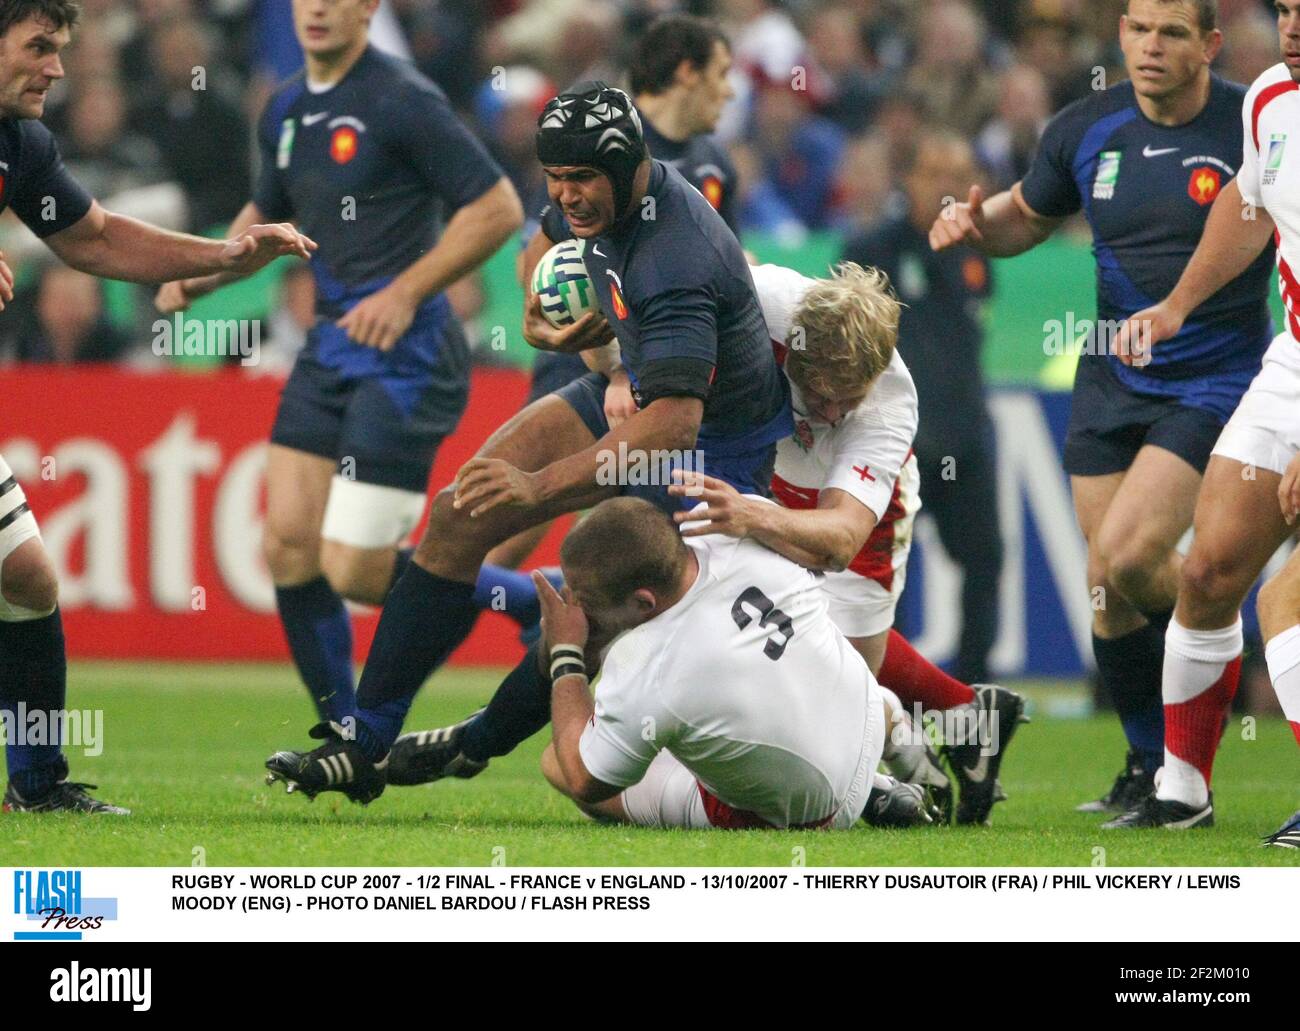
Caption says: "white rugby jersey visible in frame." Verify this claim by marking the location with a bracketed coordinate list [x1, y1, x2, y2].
[1239, 63, 1300, 345]
[579, 531, 879, 828]
[749, 262, 920, 579]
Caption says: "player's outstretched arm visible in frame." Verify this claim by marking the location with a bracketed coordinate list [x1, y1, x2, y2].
[670, 474, 876, 571]
[45, 200, 314, 287]
[1115, 178, 1276, 366]
[929, 183, 1060, 258]
[338, 178, 523, 351]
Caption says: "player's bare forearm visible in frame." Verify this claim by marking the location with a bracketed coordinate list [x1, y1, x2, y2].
[678, 475, 875, 570]
[747, 493, 876, 572]
[930, 182, 1059, 258]
[551, 674, 617, 803]
[390, 177, 523, 306]
[746, 525, 834, 571]
[534, 395, 703, 505]
[1166, 178, 1275, 319]
[48, 206, 230, 284]
[979, 185, 1058, 257]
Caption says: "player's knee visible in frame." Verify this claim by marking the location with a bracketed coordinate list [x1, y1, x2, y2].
[0, 547, 58, 614]
[1105, 547, 1162, 601]
[1178, 548, 1243, 609]
[262, 524, 320, 583]
[416, 488, 492, 563]
[1093, 522, 1166, 599]
[1086, 548, 1111, 594]
[319, 543, 389, 605]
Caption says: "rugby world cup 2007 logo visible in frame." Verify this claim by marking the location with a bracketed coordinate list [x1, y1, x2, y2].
[1093, 151, 1121, 200]
[1265, 133, 1287, 186]
[11, 870, 118, 940]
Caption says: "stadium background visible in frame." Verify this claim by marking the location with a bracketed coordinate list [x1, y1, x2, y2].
[0, 0, 1291, 701]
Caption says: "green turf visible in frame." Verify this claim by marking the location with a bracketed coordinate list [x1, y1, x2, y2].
[3, 663, 1297, 867]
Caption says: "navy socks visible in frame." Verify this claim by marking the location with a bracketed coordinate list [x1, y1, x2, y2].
[275, 577, 356, 724]
[1093, 611, 1171, 773]
[459, 642, 552, 762]
[0, 609, 68, 798]
[354, 562, 480, 759]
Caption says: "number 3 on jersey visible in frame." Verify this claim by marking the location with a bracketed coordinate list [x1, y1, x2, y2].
[731, 587, 795, 661]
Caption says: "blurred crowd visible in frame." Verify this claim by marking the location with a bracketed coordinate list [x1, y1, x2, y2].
[0, 0, 1286, 365]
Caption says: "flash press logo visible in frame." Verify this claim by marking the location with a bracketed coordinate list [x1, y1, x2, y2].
[50, 963, 151, 1011]
[151, 313, 261, 366]
[12, 870, 118, 940]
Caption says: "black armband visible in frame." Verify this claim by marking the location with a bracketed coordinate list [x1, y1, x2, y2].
[635, 357, 714, 407]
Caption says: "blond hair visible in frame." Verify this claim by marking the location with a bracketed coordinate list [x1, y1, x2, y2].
[785, 262, 901, 398]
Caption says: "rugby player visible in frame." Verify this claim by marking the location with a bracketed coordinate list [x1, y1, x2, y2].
[0, 0, 314, 813]
[930, 0, 1274, 816]
[491, 12, 742, 572]
[537, 497, 923, 831]
[1109, 1, 1300, 839]
[156, 0, 529, 726]
[671, 261, 1026, 825]
[264, 82, 792, 802]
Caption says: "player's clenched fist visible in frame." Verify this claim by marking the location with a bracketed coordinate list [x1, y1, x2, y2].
[929, 184, 985, 251]
[603, 368, 637, 429]
[154, 279, 193, 313]
[219, 222, 317, 276]
[523, 292, 613, 354]
[1113, 301, 1184, 368]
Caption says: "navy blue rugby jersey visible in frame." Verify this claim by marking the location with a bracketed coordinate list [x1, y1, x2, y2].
[254, 46, 504, 374]
[1021, 74, 1274, 410]
[576, 159, 789, 449]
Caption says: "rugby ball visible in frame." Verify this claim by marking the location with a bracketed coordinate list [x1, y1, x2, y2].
[531, 238, 596, 328]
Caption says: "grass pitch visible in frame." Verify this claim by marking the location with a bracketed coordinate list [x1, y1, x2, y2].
[3, 662, 1298, 867]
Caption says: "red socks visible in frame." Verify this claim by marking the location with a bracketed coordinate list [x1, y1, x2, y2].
[878, 629, 976, 710]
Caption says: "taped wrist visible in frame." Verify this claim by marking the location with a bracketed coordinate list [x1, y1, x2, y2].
[549, 644, 587, 683]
